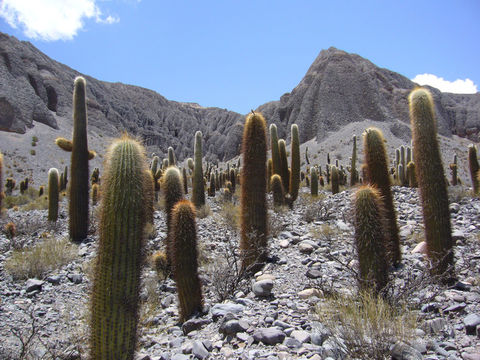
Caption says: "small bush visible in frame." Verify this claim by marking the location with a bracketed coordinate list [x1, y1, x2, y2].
[316, 291, 417, 360]
[31, 136, 38, 143]
[218, 202, 240, 231]
[4, 222, 16, 239]
[5, 236, 77, 280]
[30, 150, 36, 155]
[196, 204, 211, 219]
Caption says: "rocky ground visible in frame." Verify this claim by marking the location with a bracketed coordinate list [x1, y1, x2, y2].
[0, 185, 479, 360]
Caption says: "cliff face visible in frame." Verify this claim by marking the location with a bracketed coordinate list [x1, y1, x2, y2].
[257, 47, 480, 143]
[0, 33, 478, 162]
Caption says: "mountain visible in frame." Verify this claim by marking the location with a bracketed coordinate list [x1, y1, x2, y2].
[1, 32, 479, 167]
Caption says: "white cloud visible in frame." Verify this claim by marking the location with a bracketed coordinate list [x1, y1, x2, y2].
[0, 0, 119, 41]
[412, 73, 478, 94]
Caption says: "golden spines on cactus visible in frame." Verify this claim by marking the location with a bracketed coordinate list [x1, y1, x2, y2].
[91, 183, 100, 206]
[363, 127, 401, 266]
[48, 168, 59, 222]
[55, 137, 73, 151]
[289, 124, 300, 202]
[192, 131, 205, 208]
[353, 186, 389, 295]
[409, 88, 453, 281]
[170, 199, 203, 322]
[90, 135, 149, 360]
[270, 174, 284, 208]
[240, 112, 268, 270]
[331, 165, 339, 194]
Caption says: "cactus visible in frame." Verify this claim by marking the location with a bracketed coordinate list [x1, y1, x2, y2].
[350, 135, 358, 186]
[48, 168, 59, 222]
[305, 146, 310, 165]
[270, 174, 284, 208]
[363, 127, 401, 266]
[319, 175, 325, 188]
[353, 186, 389, 294]
[0, 152, 2, 210]
[398, 163, 405, 186]
[162, 158, 169, 170]
[38, 186, 44, 197]
[168, 146, 176, 166]
[91, 167, 100, 185]
[409, 88, 453, 280]
[5, 178, 15, 195]
[90, 136, 149, 359]
[468, 144, 479, 194]
[406, 146, 412, 165]
[331, 165, 339, 194]
[278, 139, 290, 192]
[162, 166, 184, 267]
[187, 158, 194, 172]
[289, 124, 300, 202]
[450, 154, 458, 186]
[267, 159, 273, 192]
[144, 170, 155, 225]
[240, 112, 268, 270]
[208, 173, 216, 197]
[55, 137, 73, 151]
[310, 168, 318, 196]
[230, 168, 236, 193]
[192, 131, 205, 208]
[182, 167, 188, 194]
[91, 183, 99, 206]
[270, 124, 281, 176]
[170, 200, 204, 322]
[406, 161, 417, 188]
[19, 180, 26, 194]
[150, 156, 161, 202]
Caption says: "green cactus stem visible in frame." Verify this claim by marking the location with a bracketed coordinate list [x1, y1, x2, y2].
[48, 168, 59, 222]
[192, 131, 205, 208]
[270, 174, 284, 208]
[289, 124, 300, 202]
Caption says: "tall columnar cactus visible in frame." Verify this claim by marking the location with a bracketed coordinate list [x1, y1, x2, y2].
[363, 127, 401, 266]
[331, 165, 339, 194]
[350, 135, 358, 186]
[406, 146, 412, 165]
[150, 156, 161, 202]
[305, 146, 310, 165]
[398, 163, 405, 186]
[91, 183, 100, 206]
[267, 159, 273, 192]
[353, 186, 389, 295]
[182, 167, 188, 194]
[409, 88, 453, 280]
[5, 178, 15, 195]
[270, 124, 281, 176]
[55, 77, 94, 243]
[289, 124, 300, 202]
[450, 154, 458, 186]
[230, 168, 236, 193]
[310, 168, 318, 196]
[468, 144, 479, 194]
[90, 136, 149, 359]
[144, 170, 155, 225]
[192, 131, 205, 208]
[208, 173, 216, 197]
[406, 161, 417, 188]
[170, 200, 203, 322]
[0, 151, 3, 210]
[168, 146, 176, 166]
[162, 166, 184, 266]
[278, 139, 290, 192]
[48, 168, 59, 222]
[240, 112, 268, 270]
[270, 174, 284, 208]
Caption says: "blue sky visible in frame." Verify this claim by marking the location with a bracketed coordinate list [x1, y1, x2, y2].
[0, 0, 479, 114]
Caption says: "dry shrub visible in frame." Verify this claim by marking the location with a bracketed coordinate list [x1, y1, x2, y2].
[5, 236, 77, 280]
[218, 202, 240, 231]
[196, 204, 211, 219]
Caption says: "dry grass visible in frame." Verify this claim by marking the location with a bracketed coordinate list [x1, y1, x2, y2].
[218, 201, 240, 231]
[316, 291, 417, 360]
[5, 236, 77, 280]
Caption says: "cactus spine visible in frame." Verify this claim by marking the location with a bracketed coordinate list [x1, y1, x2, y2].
[353, 186, 389, 294]
[331, 165, 339, 194]
[192, 131, 205, 208]
[468, 144, 479, 194]
[240, 112, 268, 270]
[48, 168, 59, 222]
[409, 88, 453, 280]
[363, 127, 401, 266]
[170, 200, 203, 322]
[278, 139, 290, 192]
[289, 124, 300, 202]
[270, 174, 284, 208]
[90, 136, 148, 359]
[270, 124, 281, 176]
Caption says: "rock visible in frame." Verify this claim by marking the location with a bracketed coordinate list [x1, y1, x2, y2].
[462, 353, 480, 360]
[211, 303, 244, 320]
[449, 203, 461, 213]
[282, 337, 301, 348]
[252, 279, 274, 297]
[171, 354, 189, 360]
[452, 229, 465, 240]
[399, 224, 413, 237]
[253, 328, 286, 345]
[135, 354, 151, 360]
[298, 288, 322, 299]
[279, 239, 289, 248]
[411, 241, 427, 254]
[425, 318, 446, 334]
[464, 314, 480, 335]
[391, 341, 423, 360]
[67, 274, 83, 284]
[305, 269, 322, 279]
[46, 275, 61, 285]
[443, 302, 466, 313]
[455, 281, 472, 291]
[335, 220, 349, 231]
[291, 329, 311, 343]
[311, 322, 331, 346]
[25, 279, 44, 292]
[298, 241, 316, 254]
[219, 319, 249, 336]
[192, 341, 209, 359]
[256, 274, 275, 281]
[182, 318, 211, 335]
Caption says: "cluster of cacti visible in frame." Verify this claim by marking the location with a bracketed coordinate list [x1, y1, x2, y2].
[468, 144, 479, 195]
[90, 136, 149, 359]
[55, 77, 95, 243]
[409, 88, 453, 281]
[170, 200, 204, 322]
[353, 186, 389, 294]
[240, 112, 268, 270]
[192, 131, 205, 208]
[48, 168, 59, 222]
[19, 177, 29, 194]
[363, 127, 401, 266]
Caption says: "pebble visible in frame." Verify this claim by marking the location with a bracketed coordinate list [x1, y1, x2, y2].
[253, 328, 286, 345]
[298, 288, 322, 299]
[25, 278, 44, 292]
[464, 313, 480, 335]
[252, 279, 274, 297]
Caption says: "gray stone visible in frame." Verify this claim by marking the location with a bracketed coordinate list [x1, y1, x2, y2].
[171, 355, 189, 360]
[291, 329, 311, 344]
[444, 302, 466, 313]
[425, 318, 446, 334]
[211, 303, 244, 320]
[67, 274, 83, 284]
[253, 328, 286, 345]
[25, 279, 44, 292]
[305, 269, 322, 279]
[46, 275, 61, 285]
[192, 340, 209, 359]
[464, 313, 480, 335]
[282, 337, 301, 348]
[391, 341, 423, 360]
[252, 279, 274, 297]
[182, 317, 211, 335]
[219, 319, 249, 335]
[298, 240, 316, 254]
